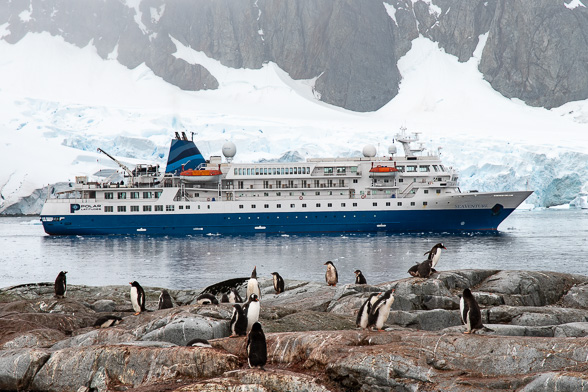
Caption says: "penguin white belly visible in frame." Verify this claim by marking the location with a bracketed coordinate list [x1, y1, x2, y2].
[459, 297, 466, 324]
[247, 279, 260, 299]
[431, 249, 442, 268]
[130, 287, 141, 313]
[375, 297, 394, 329]
[246, 302, 260, 332]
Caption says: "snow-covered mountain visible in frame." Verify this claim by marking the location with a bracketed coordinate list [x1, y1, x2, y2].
[1, 29, 587, 214]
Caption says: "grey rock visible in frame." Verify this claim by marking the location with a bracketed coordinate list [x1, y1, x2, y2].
[261, 282, 336, 312]
[90, 299, 115, 313]
[0, 349, 50, 391]
[562, 282, 588, 309]
[553, 322, 588, 338]
[488, 305, 588, 326]
[520, 372, 588, 392]
[51, 328, 135, 350]
[138, 316, 229, 345]
[389, 309, 462, 331]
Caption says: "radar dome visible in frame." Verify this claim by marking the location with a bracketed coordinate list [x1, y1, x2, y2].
[362, 144, 377, 157]
[388, 145, 397, 155]
[222, 142, 237, 159]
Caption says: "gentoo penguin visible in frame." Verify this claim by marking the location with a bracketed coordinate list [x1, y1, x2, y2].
[230, 303, 248, 337]
[229, 288, 243, 303]
[407, 263, 419, 277]
[324, 261, 338, 287]
[158, 290, 173, 310]
[246, 322, 267, 370]
[247, 266, 261, 300]
[271, 272, 285, 294]
[186, 338, 212, 348]
[129, 281, 146, 315]
[367, 289, 395, 331]
[244, 293, 261, 333]
[196, 293, 219, 305]
[416, 259, 433, 279]
[460, 288, 492, 334]
[354, 269, 367, 285]
[424, 243, 446, 269]
[93, 315, 122, 328]
[356, 292, 380, 329]
[54, 271, 67, 298]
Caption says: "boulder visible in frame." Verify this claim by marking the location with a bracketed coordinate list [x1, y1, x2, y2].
[0, 349, 51, 391]
[562, 282, 588, 309]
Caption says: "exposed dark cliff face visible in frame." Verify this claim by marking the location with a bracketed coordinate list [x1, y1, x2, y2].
[0, 0, 587, 112]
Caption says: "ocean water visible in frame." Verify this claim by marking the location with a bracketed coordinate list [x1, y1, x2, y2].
[1, 209, 587, 291]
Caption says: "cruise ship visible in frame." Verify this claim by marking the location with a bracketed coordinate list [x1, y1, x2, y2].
[40, 131, 532, 235]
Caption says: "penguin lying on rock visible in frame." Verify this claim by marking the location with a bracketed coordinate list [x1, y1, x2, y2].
[186, 338, 212, 348]
[93, 315, 122, 328]
[196, 293, 219, 305]
[408, 259, 434, 278]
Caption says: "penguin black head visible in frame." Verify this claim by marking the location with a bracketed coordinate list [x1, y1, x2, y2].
[250, 321, 263, 332]
[324, 261, 335, 266]
[381, 288, 395, 299]
[354, 270, 362, 275]
[129, 281, 140, 287]
[463, 288, 473, 299]
[438, 243, 447, 250]
[249, 293, 259, 302]
[58, 271, 68, 276]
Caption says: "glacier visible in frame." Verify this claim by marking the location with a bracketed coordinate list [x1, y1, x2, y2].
[1, 33, 587, 215]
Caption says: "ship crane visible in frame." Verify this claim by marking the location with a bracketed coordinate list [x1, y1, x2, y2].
[97, 148, 134, 178]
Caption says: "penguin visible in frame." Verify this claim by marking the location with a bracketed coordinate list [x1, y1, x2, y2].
[229, 303, 248, 337]
[424, 243, 447, 269]
[196, 293, 219, 305]
[54, 271, 67, 298]
[460, 288, 492, 334]
[244, 293, 260, 333]
[416, 259, 433, 279]
[271, 272, 285, 294]
[93, 315, 122, 328]
[186, 338, 212, 348]
[229, 288, 243, 303]
[407, 263, 419, 277]
[220, 293, 230, 303]
[129, 281, 146, 315]
[356, 292, 380, 329]
[158, 290, 173, 310]
[367, 289, 395, 331]
[354, 269, 367, 285]
[324, 261, 338, 287]
[246, 266, 261, 300]
[246, 322, 267, 370]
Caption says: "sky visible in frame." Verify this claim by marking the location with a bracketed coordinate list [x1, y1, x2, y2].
[0, 29, 587, 212]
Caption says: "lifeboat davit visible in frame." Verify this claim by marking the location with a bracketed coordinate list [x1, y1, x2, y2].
[369, 166, 398, 177]
[180, 169, 222, 182]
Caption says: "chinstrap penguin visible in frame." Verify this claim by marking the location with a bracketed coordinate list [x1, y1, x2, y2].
[93, 315, 122, 328]
[271, 272, 285, 294]
[229, 303, 248, 337]
[196, 293, 219, 305]
[158, 290, 173, 310]
[247, 266, 261, 300]
[356, 292, 380, 329]
[367, 289, 395, 331]
[460, 288, 492, 334]
[246, 322, 267, 370]
[324, 261, 338, 287]
[54, 271, 68, 298]
[244, 293, 260, 333]
[354, 269, 367, 285]
[129, 281, 146, 315]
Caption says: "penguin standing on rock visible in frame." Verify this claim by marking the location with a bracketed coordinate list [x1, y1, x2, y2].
[244, 293, 260, 333]
[129, 281, 146, 315]
[324, 261, 338, 287]
[221, 288, 243, 303]
[54, 271, 67, 298]
[424, 243, 447, 270]
[158, 290, 173, 310]
[229, 304, 248, 337]
[246, 322, 267, 370]
[247, 266, 261, 300]
[354, 270, 367, 285]
[356, 292, 380, 329]
[271, 272, 285, 294]
[460, 288, 492, 334]
[367, 289, 395, 331]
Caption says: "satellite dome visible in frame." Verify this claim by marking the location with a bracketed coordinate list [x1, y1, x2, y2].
[362, 144, 377, 158]
[222, 142, 237, 159]
[388, 145, 397, 155]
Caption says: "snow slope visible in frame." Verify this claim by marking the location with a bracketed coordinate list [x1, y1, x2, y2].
[1, 32, 587, 213]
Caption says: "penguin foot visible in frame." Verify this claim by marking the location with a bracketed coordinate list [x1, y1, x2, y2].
[463, 331, 472, 334]
[133, 312, 141, 316]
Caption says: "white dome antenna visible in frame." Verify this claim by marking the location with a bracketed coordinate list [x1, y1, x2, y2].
[222, 141, 237, 163]
[362, 145, 377, 158]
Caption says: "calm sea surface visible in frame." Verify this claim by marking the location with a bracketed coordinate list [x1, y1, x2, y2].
[1, 209, 586, 291]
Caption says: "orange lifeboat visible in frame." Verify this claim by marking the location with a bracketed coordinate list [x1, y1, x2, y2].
[369, 166, 398, 176]
[180, 169, 222, 182]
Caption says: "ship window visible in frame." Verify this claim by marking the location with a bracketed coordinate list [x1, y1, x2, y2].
[324, 167, 333, 174]
[302, 204, 307, 207]
[399, 179, 404, 183]
[155, 192, 162, 198]
[118, 206, 126, 212]
[294, 167, 298, 174]
[143, 192, 152, 199]
[397, 202, 402, 206]
[207, 205, 210, 209]
[341, 203, 346, 207]
[178, 205, 183, 210]
[264, 204, 269, 208]
[166, 205, 174, 211]
[105, 192, 113, 200]
[386, 202, 390, 206]
[251, 205, 256, 208]
[264, 192, 269, 196]
[264, 168, 268, 175]
[315, 191, 320, 195]
[423, 202, 428, 206]
[290, 204, 295, 208]
[353, 179, 358, 184]
[440, 165, 446, 171]
[234, 169, 238, 175]
[186, 205, 190, 209]
[419, 166, 430, 172]
[239, 205, 244, 209]
[276, 192, 281, 196]
[143, 205, 151, 212]
[255, 168, 260, 175]
[433, 165, 439, 172]
[118, 192, 126, 199]
[104, 206, 113, 212]
[246, 168, 250, 175]
[328, 203, 332, 207]
[424, 190, 429, 194]
[406, 165, 417, 172]
[337, 167, 346, 174]
[316, 203, 321, 207]
[396, 166, 405, 172]
[353, 203, 357, 207]
[290, 168, 294, 175]
[373, 202, 377, 206]
[155, 205, 163, 211]
[411, 202, 415, 206]
[277, 204, 281, 208]
[131, 206, 139, 212]
[307, 167, 310, 174]
[130, 192, 139, 199]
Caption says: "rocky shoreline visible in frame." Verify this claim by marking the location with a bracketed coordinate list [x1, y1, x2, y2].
[1, 269, 588, 391]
